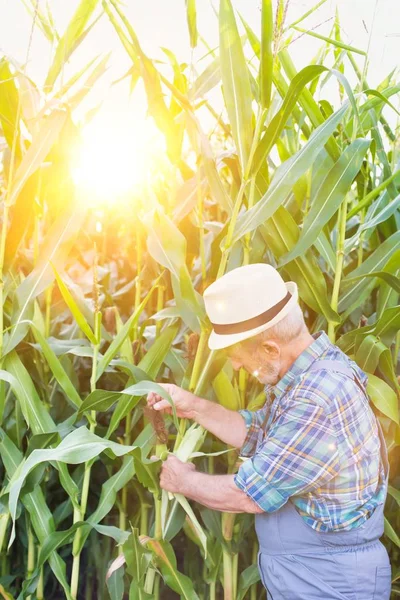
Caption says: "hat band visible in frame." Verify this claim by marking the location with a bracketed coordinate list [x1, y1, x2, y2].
[211, 291, 292, 335]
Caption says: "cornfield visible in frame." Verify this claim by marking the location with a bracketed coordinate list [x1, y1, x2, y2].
[0, 0, 399, 598]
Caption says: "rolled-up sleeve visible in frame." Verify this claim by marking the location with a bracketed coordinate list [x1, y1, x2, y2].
[237, 407, 268, 458]
[234, 397, 340, 513]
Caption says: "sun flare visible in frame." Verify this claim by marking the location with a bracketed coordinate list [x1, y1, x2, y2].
[72, 114, 164, 206]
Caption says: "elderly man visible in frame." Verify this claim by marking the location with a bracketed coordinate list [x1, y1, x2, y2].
[147, 263, 391, 599]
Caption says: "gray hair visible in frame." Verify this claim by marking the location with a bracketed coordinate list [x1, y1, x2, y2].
[254, 303, 307, 345]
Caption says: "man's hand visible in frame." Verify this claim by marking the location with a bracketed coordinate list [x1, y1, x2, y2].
[147, 384, 248, 449]
[147, 384, 200, 420]
[155, 461, 264, 514]
[152, 454, 196, 494]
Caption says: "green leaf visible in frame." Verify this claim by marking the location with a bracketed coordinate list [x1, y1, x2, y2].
[219, 0, 253, 172]
[7, 110, 67, 207]
[366, 373, 399, 425]
[293, 25, 366, 55]
[253, 65, 327, 175]
[360, 193, 400, 233]
[142, 210, 204, 329]
[51, 262, 96, 343]
[384, 517, 400, 547]
[7, 427, 140, 548]
[142, 209, 186, 280]
[137, 323, 180, 380]
[280, 139, 370, 265]
[174, 493, 207, 557]
[75, 424, 156, 555]
[285, 0, 329, 32]
[45, 0, 100, 88]
[68, 52, 110, 110]
[90, 457, 135, 524]
[30, 324, 82, 408]
[78, 380, 179, 428]
[212, 369, 240, 411]
[233, 101, 349, 243]
[132, 453, 162, 494]
[237, 564, 261, 600]
[0, 58, 21, 157]
[345, 271, 400, 294]
[365, 89, 400, 117]
[105, 326, 179, 437]
[355, 335, 388, 373]
[95, 273, 163, 381]
[339, 231, 400, 313]
[347, 170, 400, 219]
[259, 206, 340, 323]
[123, 528, 152, 584]
[374, 305, 400, 345]
[146, 539, 200, 599]
[0, 352, 54, 434]
[0, 429, 73, 598]
[190, 58, 220, 100]
[259, 0, 273, 109]
[185, 0, 197, 48]
[106, 565, 125, 600]
[3, 199, 86, 355]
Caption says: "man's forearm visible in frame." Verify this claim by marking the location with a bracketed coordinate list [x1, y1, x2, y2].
[192, 397, 247, 448]
[179, 470, 263, 514]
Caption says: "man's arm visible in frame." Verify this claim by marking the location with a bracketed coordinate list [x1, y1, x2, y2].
[193, 398, 249, 449]
[178, 469, 264, 514]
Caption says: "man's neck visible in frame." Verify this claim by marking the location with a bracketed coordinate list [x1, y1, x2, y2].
[278, 332, 315, 379]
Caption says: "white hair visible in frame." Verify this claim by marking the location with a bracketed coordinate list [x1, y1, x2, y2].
[255, 303, 307, 345]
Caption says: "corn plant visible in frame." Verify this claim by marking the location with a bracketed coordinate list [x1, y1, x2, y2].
[0, 0, 399, 598]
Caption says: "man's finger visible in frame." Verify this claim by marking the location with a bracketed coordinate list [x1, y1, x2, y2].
[153, 400, 171, 411]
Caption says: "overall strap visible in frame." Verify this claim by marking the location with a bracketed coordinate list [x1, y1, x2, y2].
[307, 359, 354, 378]
[307, 359, 389, 481]
[308, 359, 365, 397]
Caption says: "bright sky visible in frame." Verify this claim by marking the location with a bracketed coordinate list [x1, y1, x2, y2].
[0, 0, 399, 132]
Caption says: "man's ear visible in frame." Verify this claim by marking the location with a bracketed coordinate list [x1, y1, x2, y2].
[261, 340, 280, 359]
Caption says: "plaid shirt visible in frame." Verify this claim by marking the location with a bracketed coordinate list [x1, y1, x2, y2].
[233, 330, 387, 531]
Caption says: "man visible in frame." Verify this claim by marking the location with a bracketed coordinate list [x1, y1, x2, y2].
[147, 263, 391, 599]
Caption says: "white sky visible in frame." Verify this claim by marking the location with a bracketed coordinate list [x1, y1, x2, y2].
[0, 0, 399, 133]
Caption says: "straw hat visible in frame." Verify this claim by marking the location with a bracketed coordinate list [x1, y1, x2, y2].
[203, 263, 298, 350]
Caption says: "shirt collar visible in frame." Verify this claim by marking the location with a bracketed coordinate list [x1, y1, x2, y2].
[264, 330, 332, 400]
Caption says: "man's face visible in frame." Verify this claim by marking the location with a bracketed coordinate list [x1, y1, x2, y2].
[224, 337, 281, 385]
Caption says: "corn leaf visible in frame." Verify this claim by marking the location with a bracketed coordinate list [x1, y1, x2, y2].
[185, 0, 197, 48]
[7, 426, 141, 547]
[293, 25, 366, 55]
[146, 539, 200, 600]
[219, 0, 253, 172]
[260, 207, 340, 323]
[95, 273, 163, 380]
[3, 199, 86, 355]
[0, 58, 21, 157]
[45, 0, 100, 88]
[252, 65, 328, 175]
[260, 0, 273, 109]
[7, 110, 67, 207]
[339, 231, 400, 313]
[50, 262, 97, 344]
[0, 429, 73, 598]
[366, 373, 399, 425]
[233, 101, 349, 243]
[30, 324, 82, 408]
[280, 138, 370, 265]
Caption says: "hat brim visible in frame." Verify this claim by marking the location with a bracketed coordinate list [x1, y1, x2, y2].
[207, 281, 298, 351]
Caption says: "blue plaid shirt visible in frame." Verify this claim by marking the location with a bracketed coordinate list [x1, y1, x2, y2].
[233, 330, 387, 531]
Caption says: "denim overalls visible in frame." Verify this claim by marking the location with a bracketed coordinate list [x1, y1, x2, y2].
[255, 360, 391, 599]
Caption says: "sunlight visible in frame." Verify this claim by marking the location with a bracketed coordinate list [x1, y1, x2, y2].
[72, 113, 165, 206]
